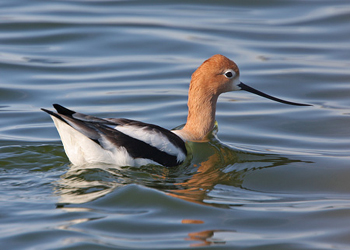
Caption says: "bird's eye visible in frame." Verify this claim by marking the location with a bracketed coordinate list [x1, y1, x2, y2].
[224, 70, 234, 79]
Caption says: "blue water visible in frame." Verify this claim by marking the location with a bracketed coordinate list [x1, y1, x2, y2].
[1, 0, 350, 249]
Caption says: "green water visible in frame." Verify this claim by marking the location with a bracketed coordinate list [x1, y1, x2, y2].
[1, 0, 350, 249]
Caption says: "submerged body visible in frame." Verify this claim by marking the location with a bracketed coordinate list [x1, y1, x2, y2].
[42, 55, 310, 167]
[43, 105, 187, 167]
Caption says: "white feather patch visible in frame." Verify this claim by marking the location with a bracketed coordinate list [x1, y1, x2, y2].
[115, 125, 186, 163]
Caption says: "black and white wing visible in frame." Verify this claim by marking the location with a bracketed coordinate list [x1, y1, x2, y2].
[42, 104, 187, 167]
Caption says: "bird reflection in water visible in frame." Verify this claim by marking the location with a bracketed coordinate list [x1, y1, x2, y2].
[54, 124, 307, 205]
[182, 219, 228, 247]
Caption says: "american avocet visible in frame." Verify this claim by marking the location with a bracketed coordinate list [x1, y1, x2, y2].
[42, 54, 310, 167]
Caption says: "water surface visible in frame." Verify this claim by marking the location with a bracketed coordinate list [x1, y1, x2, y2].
[1, 0, 350, 249]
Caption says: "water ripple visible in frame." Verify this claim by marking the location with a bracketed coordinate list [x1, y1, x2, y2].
[1, 1, 350, 249]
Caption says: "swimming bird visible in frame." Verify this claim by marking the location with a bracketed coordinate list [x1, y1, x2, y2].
[42, 54, 310, 167]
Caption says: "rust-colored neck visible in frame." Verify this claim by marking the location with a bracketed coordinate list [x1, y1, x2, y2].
[178, 82, 219, 141]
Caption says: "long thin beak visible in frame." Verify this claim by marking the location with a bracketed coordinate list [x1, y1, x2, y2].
[238, 82, 311, 106]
